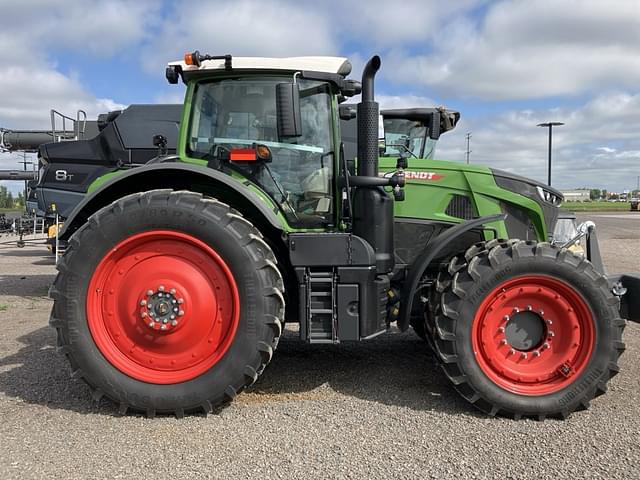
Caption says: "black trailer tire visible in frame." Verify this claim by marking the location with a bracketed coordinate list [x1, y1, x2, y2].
[49, 190, 284, 416]
[432, 239, 625, 419]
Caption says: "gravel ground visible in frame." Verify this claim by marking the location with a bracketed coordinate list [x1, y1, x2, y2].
[0, 214, 639, 479]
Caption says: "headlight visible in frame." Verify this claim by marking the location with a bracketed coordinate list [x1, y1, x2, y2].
[536, 186, 562, 206]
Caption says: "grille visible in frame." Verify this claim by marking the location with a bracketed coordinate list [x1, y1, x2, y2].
[445, 195, 475, 220]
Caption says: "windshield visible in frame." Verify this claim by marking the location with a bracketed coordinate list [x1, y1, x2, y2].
[383, 118, 435, 159]
[188, 77, 335, 227]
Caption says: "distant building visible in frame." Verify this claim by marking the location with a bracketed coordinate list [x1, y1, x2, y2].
[561, 190, 591, 202]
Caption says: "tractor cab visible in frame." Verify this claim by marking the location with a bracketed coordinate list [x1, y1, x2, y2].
[167, 53, 362, 228]
[339, 106, 460, 164]
[381, 108, 460, 159]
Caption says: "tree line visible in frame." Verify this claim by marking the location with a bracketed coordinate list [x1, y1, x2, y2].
[0, 186, 24, 209]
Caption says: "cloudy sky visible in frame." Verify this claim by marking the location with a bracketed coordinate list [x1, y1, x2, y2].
[1, 0, 639, 193]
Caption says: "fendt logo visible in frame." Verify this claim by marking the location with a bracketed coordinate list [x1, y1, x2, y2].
[403, 171, 445, 181]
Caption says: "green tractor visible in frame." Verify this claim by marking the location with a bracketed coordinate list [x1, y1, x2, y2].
[51, 53, 638, 419]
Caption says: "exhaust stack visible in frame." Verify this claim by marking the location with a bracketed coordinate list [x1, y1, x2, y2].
[356, 56, 381, 177]
[352, 55, 394, 274]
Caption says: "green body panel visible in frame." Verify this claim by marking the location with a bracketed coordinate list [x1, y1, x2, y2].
[378, 156, 548, 241]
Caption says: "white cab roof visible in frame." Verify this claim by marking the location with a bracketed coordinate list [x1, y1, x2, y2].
[169, 56, 351, 76]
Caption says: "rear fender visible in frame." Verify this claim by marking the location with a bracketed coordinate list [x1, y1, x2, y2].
[59, 163, 285, 241]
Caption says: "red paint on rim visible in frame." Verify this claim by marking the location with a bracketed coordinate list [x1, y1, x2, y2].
[472, 275, 595, 396]
[86, 230, 240, 384]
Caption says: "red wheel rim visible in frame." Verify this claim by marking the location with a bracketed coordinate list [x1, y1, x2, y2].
[86, 230, 240, 384]
[472, 275, 595, 395]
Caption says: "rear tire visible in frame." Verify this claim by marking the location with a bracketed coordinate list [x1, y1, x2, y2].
[49, 190, 284, 416]
[432, 239, 625, 419]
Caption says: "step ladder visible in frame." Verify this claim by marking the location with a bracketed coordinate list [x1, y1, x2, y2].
[306, 270, 338, 344]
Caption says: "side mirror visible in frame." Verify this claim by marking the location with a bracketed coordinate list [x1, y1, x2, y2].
[429, 112, 441, 140]
[276, 82, 302, 137]
[429, 109, 461, 139]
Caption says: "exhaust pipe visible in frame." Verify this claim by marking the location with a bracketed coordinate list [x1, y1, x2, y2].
[352, 55, 394, 274]
[356, 55, 381, 177]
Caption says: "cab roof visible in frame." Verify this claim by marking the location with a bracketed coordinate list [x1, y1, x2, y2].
[168, 56, 352, 77]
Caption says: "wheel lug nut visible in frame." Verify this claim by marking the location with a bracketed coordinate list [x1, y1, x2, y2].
[147, 290, 154, 296]
[171, 320, 178, 326]
[503, 315, 510, 322]
[140, 300, 147, 306]
[526, 305, 532, 311]
[546, 320, 553, 325]
[498, 327, 505, 333]
[160, 325, 167, 330]
[543, 342, 550, 349]
[162, 319, 168, 324]
[141, 312, 147, 318]
[521, 352, 527, 359]
[158, 285, 165, 292]
[170, 314, 176, 320]
[158, 293, 163, 298]
[539, 309, 544, 316]
[169, 288, 176, 295]
[178, 310, 184, 317]
[508, 348, 515, 355]
[500, 339, 508, 345]
[512, 307, 520, 314]
[533, 351, 541, 357]
[548, 331, 555, 338]
[148, 322, 154, 328]
[177, 298, 184, 304]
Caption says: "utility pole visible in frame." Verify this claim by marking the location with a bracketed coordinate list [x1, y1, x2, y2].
[17, 153, 33, 211]
[537, 122, 564, 186]
[465, 132, 472, 164]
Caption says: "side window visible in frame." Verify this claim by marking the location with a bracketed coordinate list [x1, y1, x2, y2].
[190, 90, 218, 152]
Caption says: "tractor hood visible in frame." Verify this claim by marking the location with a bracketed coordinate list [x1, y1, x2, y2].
[491, 168, 564, 205]
[491, 168, 564, 241]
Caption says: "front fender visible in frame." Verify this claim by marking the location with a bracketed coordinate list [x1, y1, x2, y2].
[398, 214, 506, 331]
[59, 163, 285, 241]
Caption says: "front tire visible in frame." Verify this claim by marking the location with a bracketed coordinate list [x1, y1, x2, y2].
[50, 190, 284, 416]
[433, 240, 625, 419]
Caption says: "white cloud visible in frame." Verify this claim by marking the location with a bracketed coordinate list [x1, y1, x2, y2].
[0, 1, 159, 58]
[435, 92, 640, 191]
[597, 147, 616, 154]
[142, 0, 483, 72]
[321, 0, 480, 47]
[0, 66, 124, 129]
[0, 1, 145, 130]
[142, 0, 340, 72]
[378, 94, 438, 111]
[386, 0, 640, 100]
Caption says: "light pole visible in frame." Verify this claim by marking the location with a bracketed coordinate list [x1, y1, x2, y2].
[465, 132, 472, 164]
[537, 122, 564, 186]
